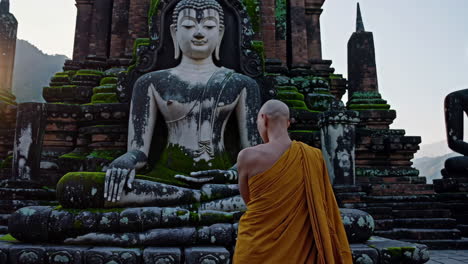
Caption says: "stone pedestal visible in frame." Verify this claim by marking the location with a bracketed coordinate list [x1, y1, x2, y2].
[319, 100, 359, 185]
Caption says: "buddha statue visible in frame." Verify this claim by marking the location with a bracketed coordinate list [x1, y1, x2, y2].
[8, 0, 264, 246]
[442, 89, 468, 177]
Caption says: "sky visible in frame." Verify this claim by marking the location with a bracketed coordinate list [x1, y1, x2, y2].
[8, 0, 468, 145]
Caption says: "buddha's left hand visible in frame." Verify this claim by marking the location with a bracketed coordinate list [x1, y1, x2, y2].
[175, 169, 238, 184]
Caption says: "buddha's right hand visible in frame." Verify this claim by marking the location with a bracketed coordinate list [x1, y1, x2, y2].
[104, 150, 147, 202]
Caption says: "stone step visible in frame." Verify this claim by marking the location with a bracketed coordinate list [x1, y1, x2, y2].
[393, 218, 457, 229]
[364, 195, 436, 203]
[333, 185, 362, 193]
[403, 237, 468, 250]
[363, 201, 447, 210]
[359, 207, 392, 220]
[458, 225, 468, 237]
[374, 219, 394, 230]
[392, 209, 452, 218]
[358, 176, 427, 184]
[375, 228, 461, 240]
[0, 214, 9, 226]
[366, 183, 434, 196]
[335, 192, 365, 203]
[0, 187, 56, 200]
[0, 225, 7, 234]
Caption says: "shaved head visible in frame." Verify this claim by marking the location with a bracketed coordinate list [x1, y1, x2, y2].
[259, 99, 290, 121]
[257, 100, 290, 143]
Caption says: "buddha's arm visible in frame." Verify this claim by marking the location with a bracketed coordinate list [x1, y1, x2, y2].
[105, 76, 158, 202]
[445, 90, 468, 156]
[236, 78, 262, 149]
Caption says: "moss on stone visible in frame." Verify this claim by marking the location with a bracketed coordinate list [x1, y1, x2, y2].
[54, 205, 124, 215]
[146, 144, 232, 187]
[242, 0, 261, 33]
[93, 85, 116, 94]
[88, 150, 125, 161]
[59, 151, 88, 160]
[276, 91, 304, 101]
[282, 99, 307, 108]
[329, 73, 343, 80]
[76, 69, 104, 76]
[348, 104, 391, 110]
[385, 247, 403, 258]
[0, 234, 17, 242]
[100, 77, 118, 86]
[132, 38, 151, 60]
[276, 86, 298, 92]
[91, 93, 119, 104]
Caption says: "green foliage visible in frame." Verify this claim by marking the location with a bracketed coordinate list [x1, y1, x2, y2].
[251, 40, 265, 72]
[148, 0, 161, 35]
[0, 155, 12, 169]
[242, 0, 261, 33]
[132, 38, 151, 61]
[275, 0, 287, 40]
[329, 73, 343, 80]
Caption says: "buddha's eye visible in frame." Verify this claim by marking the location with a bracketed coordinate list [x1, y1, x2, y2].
[181, 21, 196, 29]
[203, 21, 217, 29]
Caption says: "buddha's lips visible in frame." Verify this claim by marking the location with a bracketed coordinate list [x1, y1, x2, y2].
[192, 40, 207, 45]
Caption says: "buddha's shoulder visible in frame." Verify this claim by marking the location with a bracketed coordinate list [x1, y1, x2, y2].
[136, 69, 176, 83]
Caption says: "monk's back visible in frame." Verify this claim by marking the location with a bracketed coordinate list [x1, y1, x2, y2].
[246, 142, 292, 179]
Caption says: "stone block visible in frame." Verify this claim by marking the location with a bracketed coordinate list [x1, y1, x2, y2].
[84, 247, 141, 264]
[45, 246, 86, 264]
[9, 244, 46, 264]
[350, 244, 379, 264]
[184, 247, 230, 264]
[143, 247, 181, 264]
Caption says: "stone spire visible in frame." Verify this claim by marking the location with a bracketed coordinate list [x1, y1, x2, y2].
[0, 0, 10, 13]
[356, 2, 365, 32]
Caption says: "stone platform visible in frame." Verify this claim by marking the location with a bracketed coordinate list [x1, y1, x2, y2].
[0, 236, 429, 264]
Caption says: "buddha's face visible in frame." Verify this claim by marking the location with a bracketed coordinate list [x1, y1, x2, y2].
[171, 8, 224, 60]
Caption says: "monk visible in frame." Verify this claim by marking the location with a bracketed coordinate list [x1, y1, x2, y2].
[233, 100, 353, 264]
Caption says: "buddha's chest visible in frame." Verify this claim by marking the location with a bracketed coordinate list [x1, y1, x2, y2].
[155, 82, 241, 123]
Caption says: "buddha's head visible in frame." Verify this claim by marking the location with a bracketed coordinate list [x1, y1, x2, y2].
[170, 0, 225, 61]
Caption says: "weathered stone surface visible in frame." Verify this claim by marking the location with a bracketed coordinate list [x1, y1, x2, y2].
[340, 209, 374, 243]
[84, 247, 141, 264]
[143, 247, 181, 264]
[185, 247, 230, 264]
[365, 236, 429, 264]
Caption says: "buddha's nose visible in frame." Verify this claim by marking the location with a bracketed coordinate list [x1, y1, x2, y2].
[194, 31, 204, 40]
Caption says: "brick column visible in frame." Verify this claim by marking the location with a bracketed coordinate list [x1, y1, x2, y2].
[73, 0, 94, 61]
[260, 0, 276, 59]
[110, 0, 131, 58]
[347, 3, 379, 98]
[125, 0, 150, 56]
[289, 0, 308, 67]
[88, 0, 114, 57]
[0, 5, 17, 93]
[305, 0, 325, 61]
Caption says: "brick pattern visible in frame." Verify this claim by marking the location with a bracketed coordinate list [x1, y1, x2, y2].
[347, 31, 379, 97]
[126, 0, 150, 56]
[110, 0, 131, 58]
[289, 0, 308, 67]
[260, 0, 276, 58]
[89, 0, 114, 57]
[73, 0, 94, 61]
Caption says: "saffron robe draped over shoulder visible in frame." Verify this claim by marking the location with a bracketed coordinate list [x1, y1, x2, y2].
[233, 141, 353, 264]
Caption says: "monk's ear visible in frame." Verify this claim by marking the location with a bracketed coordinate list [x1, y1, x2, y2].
[170, 24, 181, 60]
[287, 119, 291, 128]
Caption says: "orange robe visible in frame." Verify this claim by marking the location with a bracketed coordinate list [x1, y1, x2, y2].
[233, 141, 353, 264]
